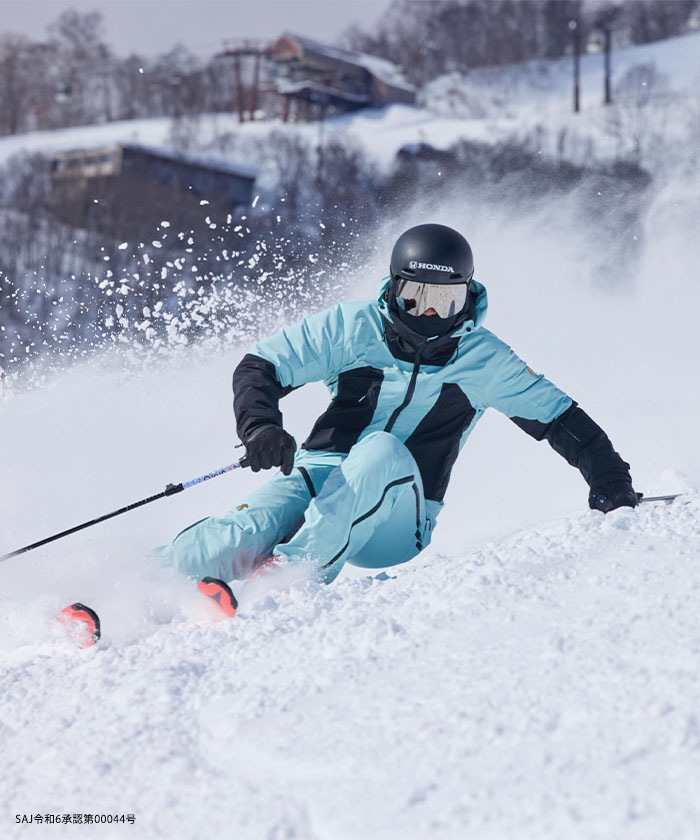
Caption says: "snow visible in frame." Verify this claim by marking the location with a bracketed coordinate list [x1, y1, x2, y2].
[2, 30, 698, 178]
[2, 495, 700, 839]
[427, 29, 700, 115]
[2, 27, 700, 840]
[2, 166, 700, 835]
[0, 102, 480, 175]
[423, 30, 700, 168]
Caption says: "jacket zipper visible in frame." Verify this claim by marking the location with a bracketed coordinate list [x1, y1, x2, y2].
[384, 347, 422, 433]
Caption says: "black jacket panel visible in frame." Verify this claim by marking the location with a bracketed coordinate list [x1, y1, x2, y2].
[232, 353, 295, 442]
[404, 383, 477, 502]
[511, 403, 633, 492]
[302, 366, 385, 453]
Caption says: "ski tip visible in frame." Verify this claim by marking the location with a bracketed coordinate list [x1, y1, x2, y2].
[57, 602, 101, 648]
[197, 577, 238, 619]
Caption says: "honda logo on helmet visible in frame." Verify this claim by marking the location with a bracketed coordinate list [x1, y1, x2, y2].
[408, 260, 454, 272]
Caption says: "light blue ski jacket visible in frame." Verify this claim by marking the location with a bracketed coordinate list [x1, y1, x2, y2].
[158, 277, 632, 582]
[235, 277, 573, 525]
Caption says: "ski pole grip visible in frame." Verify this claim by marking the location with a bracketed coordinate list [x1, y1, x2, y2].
[165, 482, 184, 496]
[239, 456, 250, 468]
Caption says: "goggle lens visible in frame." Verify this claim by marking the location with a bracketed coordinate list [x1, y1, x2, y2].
[396, 279, 468, 319]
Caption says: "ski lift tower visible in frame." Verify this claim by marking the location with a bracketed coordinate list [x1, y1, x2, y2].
[215, 39, 267, 122]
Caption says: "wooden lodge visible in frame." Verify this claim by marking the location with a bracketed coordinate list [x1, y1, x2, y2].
[218, 32, 416, 122]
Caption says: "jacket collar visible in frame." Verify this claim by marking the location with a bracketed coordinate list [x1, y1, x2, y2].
[377, 276, 488, 365]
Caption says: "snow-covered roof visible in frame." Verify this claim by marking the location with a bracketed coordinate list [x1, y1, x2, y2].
[277, 80, 371, 105]
[278, 32, 415, 94]
[354, 52, 415, 94]
[123, 142, 258, 181]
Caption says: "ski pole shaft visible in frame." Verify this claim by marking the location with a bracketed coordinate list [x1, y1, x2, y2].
[0, 461, 245, 562]
[639, 493, 682, 504]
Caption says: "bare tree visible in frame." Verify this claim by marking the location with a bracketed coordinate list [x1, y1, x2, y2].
[343, 0, 698, 86]
[252, 130, 317, 221]
[620, 0, 699, 45]
[316, 139, 379, 234]
[49, 9, 111, 126]
[605, 62, 669, 164]
[147, 45, 202, 117]
[0, 35, 35, 135]
[342, 0, 583, 84]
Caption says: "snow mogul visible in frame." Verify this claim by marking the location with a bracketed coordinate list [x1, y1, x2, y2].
[156, 223, 638, 615]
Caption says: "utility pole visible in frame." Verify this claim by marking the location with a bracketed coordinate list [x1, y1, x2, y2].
[315, 92, 329, 184]
[98, 43, 113, 122]
[248, 52, 260, 120]
[569, 19, 581, 113]
[233, 53, 244, 123]
[603, 25, 612, 104]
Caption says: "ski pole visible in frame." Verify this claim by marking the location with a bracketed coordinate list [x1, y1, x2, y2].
[638, 493, 682, 504]
[0, 461, 247, 562]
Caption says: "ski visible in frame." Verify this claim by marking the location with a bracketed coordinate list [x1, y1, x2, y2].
[197, 577, 238, 618]
[54, 581, 235, 649]
[57, 602, 101, 648]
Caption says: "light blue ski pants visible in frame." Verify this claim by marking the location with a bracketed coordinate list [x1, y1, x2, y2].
[154, 432, 434, 584]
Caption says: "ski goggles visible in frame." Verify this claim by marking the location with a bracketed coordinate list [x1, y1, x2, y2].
[395, 278, 469, 319]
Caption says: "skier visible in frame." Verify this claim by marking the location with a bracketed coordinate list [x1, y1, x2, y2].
[154, 224, 637, 615]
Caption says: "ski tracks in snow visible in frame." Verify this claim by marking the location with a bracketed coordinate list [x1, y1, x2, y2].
[1, 494, 700, 839]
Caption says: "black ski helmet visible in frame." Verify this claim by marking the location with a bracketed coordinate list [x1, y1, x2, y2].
[390, 223, 474, 286]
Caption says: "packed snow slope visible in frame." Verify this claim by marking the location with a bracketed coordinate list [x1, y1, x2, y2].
[2, 29, 700, 839]
[1, 166, 700, 838]
[2, 494, 700, 840]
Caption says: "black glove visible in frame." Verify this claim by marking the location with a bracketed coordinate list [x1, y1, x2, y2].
[242, 424, 296, 476]
[588, 482, 639, 513]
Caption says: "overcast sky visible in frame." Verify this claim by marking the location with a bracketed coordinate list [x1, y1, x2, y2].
[0, 0, 393, 57]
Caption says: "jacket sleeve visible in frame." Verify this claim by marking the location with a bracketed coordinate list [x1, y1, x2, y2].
[232, 304, 349, 442]
[510, 403, 633, 494]
[483, 340, 633, 493]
